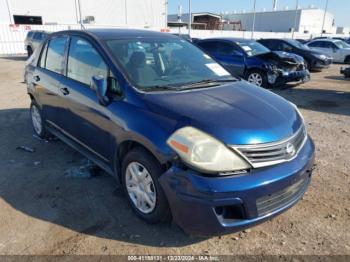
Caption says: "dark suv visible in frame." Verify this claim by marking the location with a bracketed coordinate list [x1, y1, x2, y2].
[258, 38, 333, 71]
[25, 29, 315, 235]
[24, 30, 49, 57]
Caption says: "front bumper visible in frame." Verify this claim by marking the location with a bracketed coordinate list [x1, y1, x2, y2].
[311, 58, 332, 70]
[268, 69, 310, 86]
[159, 136, 315, 236]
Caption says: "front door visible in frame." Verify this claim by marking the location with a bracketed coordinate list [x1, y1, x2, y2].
[56, 36, 114, 161]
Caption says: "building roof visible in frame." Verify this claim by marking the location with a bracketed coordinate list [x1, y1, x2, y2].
[168, 12, 222, 23]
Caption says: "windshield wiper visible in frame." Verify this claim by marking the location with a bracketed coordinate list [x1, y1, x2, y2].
[178, 78, 238, 90]
[141, 85, 180, 92]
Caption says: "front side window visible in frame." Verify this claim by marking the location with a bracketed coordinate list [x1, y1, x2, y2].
[334, 40, 350, 49]
[235, 40, 270, 57]
[67, 37, 108, 85]
[45, 37, 68, 74]
[106, 38, 232, 90]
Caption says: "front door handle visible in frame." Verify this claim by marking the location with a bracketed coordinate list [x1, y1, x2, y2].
[34, 75, 40, 82]
[59, 87, 70, 96]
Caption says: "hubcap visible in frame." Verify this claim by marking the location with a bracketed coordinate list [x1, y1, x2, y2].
[31, 105, 42, 135]
[248, 73, 263, 86]
[125, 162, 156, 214]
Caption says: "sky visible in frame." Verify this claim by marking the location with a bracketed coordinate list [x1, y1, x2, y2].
[168, 0, 350, 27]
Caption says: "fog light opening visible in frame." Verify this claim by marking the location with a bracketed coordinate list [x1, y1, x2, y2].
[215, 204, 245, 220]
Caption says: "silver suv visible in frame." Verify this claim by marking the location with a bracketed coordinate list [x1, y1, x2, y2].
[24, 31, 49, 57]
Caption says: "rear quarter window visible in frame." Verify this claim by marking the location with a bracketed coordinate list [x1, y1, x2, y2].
[45, 37, 68, 74]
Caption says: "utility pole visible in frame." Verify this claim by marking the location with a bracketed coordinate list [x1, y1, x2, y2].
[77, 0, 83, 29]
[251, 0, 256, 39]
[188, 0, 192, 36]
[321, 0, 329, 37]
[292, 0, 299, 39]
[5, 0, 13, 24]
[164, 1, 168, 30]
[125, 0, 128, 26]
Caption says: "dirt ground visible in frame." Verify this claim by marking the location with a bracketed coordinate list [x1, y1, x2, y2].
[0, 57, 349, 256]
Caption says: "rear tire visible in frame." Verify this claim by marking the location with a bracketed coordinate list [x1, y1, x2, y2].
[121, 147, 170, 224]
[30, 101, 47, 139]
[246, 70, 268, 88]
[27, 46, 33, 58]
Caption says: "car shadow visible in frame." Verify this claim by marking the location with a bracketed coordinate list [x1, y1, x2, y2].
[272, 88, 350, 116]
[0, 108, 207, 248]
[0, 56, 27, 61]
[324, 75, 349, 81]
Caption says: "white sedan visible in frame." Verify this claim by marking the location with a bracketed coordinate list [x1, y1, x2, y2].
[306, 39, 350, 64]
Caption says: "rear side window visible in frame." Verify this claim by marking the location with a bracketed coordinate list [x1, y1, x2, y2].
[67, 37, 108, 85]
[197, 41, 219, 53]
[33, 32, 44, 40]
[309, 41, 323, 48]
[45, 37, 68, 74]
[38, 41, 48, 68]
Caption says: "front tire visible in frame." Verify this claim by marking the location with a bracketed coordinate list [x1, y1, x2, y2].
[121, 147, 170, 224]
[30, 101, 47, 138]
[344, 56, 350, 64]
[246, 70, 268, 88]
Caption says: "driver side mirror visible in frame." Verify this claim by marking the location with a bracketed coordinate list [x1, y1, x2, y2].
[91, 75, 110, 106]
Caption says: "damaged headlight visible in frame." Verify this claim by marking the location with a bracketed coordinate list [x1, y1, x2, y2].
[314, 54, 327, 60]
[263, 63, 278, 71]
[167, 127, 250, 173]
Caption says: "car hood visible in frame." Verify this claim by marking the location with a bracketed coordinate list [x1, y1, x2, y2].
[271, 51, 304, 63]
[143, 82, 303, 145]
[254, 51, 304, 66]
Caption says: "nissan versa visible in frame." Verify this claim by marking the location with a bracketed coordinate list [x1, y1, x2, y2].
[25, 29, 315, 235]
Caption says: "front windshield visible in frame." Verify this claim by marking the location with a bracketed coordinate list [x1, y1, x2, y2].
[235, 40, 270, 57]
[285, 39, 309, 49]
[106, 37, 234, 90]
[334, 40, 350, 49]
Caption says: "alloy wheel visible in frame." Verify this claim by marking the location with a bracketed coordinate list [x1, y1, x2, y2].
[247, 73, 263, 86]
[125, 162, 156, 214]
[31, 104, 42, 135]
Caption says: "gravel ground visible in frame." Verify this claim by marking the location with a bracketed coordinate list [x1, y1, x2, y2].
[0, 57, 349, 256]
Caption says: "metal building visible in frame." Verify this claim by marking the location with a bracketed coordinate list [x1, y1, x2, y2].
[223, 8, 336, 34]
[0, 0, 167, 28]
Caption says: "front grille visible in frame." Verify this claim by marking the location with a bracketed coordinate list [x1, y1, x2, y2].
[256, 177, 309, 216]
[233, 125, 307, 168]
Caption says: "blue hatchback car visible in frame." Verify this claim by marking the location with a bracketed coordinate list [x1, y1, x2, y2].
[25, 29, 315, 235]
[195, 38, 310, 88]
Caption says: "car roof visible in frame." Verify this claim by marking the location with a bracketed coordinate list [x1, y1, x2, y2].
[50, 28, 176, 40]
[199, 37, 252, 42]
[309, 38, 339, 43]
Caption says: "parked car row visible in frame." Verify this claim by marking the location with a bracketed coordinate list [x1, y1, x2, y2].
[25, 29, 315, 235]
[195, 38, 310, 88]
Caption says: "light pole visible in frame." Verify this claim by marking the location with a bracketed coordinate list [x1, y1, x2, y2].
[292, 0, 299, 39]
[5, 0, 13, 24]
[188, 0, 192, 36]
[251, 0, 256, 39]
[125, 0, 128, 26]
[321, 0, 329, 36]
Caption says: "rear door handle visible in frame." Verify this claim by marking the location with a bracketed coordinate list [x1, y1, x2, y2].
[59, 87, 70, 96]
[34, 75, 40, 82]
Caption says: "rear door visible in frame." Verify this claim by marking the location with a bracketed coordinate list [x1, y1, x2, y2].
[56, 36, 116, 161]
[33, 36, 69, 126]
[197, 40, 245, 77]
[213, 41, 245, 77]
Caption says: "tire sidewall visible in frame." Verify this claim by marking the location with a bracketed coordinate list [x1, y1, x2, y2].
[121, 147, 169, 224]
[30, 101, 46, 138]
